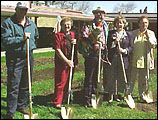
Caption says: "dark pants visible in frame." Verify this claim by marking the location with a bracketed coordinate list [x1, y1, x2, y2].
[6, 51, 34, 117]
[83, 55, 100, 105]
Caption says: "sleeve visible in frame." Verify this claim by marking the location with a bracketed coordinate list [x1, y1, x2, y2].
[1, 21, 26, 50]
[126, 32, 134, 55]
[34, 23, 39, 41]
[147, 30, 157, 48]
[55, 33, 61, 50]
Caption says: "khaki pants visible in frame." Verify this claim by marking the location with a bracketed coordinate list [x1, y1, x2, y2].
[129, 67, 147, 98]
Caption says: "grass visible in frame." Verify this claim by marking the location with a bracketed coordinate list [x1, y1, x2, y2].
[1, 50, 157, 119]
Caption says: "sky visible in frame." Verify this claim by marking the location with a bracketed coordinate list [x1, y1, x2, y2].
[89, 1, 157, 14]
[1, 1, 157, 14]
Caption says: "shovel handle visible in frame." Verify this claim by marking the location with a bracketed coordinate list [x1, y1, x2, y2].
[26, 38, 33, 118]
[117, 42, 128, 84]
[97, 42, 102, 83]
[67, 43, 75, 105]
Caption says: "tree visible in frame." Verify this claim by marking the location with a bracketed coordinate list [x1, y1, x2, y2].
[32, 1, 93, 14]
[113, 2, 137, 13]
[52, 1, 93, 14]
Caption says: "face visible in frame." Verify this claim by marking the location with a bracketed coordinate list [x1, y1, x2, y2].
[116, 20, 125, 31]
[139, 18, 149, 32]
[15, 8, 28, 20]
[61, 21, 72, 33]
[94, 12, 105, 22]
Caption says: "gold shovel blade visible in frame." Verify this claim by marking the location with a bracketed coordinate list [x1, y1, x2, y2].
[24, 113, 39, 119]
[61, 107, 74, 119]
[124, 95, 135, 109]
[142, 91, 153, 103]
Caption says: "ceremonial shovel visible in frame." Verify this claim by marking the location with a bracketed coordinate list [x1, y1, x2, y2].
[24, 33, 39, 119]
[91, 42, 104, 109]
[142, 44, 153, 103]
[61, 41, 75, 119]
[118, 41, 135, 109]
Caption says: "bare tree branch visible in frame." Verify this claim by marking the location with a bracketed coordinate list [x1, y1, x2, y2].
[113, 2, 137, 13]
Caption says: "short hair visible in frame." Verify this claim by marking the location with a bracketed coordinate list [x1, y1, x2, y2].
[114, 16, 127, 28]
[60, 17, 73, 26]
[138, 16, 149, 23]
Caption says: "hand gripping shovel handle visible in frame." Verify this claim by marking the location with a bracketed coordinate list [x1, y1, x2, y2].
[118, 41, 135, 109]
[26, 38, 33, 118]
[67, 43, 75, 105]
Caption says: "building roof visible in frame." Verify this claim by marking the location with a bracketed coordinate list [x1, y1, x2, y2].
[106, 13, 157, 22]
[1, 5, 114, 21]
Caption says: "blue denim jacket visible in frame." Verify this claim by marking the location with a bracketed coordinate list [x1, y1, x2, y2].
[1, 14, 39, 57]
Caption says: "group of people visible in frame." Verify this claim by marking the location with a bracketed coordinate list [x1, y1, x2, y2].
[1, 2, 157, 119]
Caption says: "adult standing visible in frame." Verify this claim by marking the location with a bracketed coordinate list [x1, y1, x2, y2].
[103, 16, 134, 102]
[1, 2, 39, 119]
[53, 17, 78, 109]
[129, 16, 157, 101]
[83, 7, 108, 107]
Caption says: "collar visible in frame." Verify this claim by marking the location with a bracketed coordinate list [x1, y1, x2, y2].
[118, 30, 127, 37]
[11, 14, 30, 26]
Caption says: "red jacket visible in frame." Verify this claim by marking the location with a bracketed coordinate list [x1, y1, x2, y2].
[54, 31, 78, 67]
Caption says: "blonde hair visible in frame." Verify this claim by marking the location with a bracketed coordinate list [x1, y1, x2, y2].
[60, 17, 73, 26]
[114, 16, 127, 28]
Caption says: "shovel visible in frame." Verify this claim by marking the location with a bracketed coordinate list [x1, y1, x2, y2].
[91, 42, 104, 109]
[117, 41, 135, 109]
[61, 42, 75, 119]
[24, 34, 39, 119]
[142, 44, 153, 103]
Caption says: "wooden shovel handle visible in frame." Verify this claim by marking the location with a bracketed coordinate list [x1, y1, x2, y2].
[67, 43, 75, 105]
[26, 38, 33, 117]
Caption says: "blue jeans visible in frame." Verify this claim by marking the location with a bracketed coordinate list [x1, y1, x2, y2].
[6, 51, 34, 116]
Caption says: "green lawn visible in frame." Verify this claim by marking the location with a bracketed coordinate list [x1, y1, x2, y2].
[1, 50, 157, 119]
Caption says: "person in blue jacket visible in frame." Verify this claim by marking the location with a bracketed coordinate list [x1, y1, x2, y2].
[1, 2, 39, 119]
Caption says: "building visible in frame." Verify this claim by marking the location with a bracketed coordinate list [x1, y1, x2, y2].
[106, 13, 157, 37]
[1, 2, 113, 50]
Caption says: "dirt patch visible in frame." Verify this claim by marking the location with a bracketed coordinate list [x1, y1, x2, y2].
[136, 102, 157, 113]
[34, 57, 54, 66]
[33, 68, 54, 82]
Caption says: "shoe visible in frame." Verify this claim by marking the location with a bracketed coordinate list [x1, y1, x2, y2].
[114, 95, 120, 102]
[18, 109, 30, 114]
[54, 104, 62, 109]
[84, 104, 92, 108]
[6, 115, 14, 119]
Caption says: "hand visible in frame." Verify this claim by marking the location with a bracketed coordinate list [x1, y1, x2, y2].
[98, 38, 103, 43]
[145, 30, 149, 40]
[24, 32, 31, 39]
[71, 39, 76, 44]
[66, 60, 74, 68]
[112, 33, 119, 44]
[119, 47, 126, 54]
